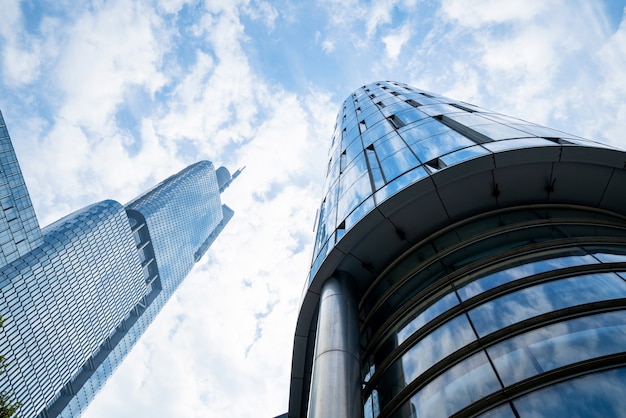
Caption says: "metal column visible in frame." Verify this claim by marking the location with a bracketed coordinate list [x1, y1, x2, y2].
[308, 275, 361, 418]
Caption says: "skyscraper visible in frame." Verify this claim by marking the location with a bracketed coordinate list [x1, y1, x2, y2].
[287, 81, 626, 417]
[0, 110, 236, 418]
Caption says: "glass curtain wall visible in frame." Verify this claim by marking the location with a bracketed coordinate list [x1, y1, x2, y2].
[361, 206, 626, 418]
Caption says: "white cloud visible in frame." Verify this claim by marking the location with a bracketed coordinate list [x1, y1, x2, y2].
[365, 0, 399, 38]
[55, 1, 168, 130]
[382, 23, 412, 62]
[243, 0, 280, 31]
[321, 39, 335, 53]
[0, 0, 43, 86]
[440, 0, 548, 28]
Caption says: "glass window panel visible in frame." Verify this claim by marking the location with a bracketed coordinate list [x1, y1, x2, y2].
[477, 403, 517, 418]
[338, 154, 368, 196]
[397, 291, 460, 345]
[507, 123, 568, 138]
[337, 172, 373, 224]
[440, 145, 490, 166]
[586, 245, 626, 263]
[483, 137, 556, 152]
[480, 113, 527, 124]
[398, 352, 501, 418]
[410, 131, 475, 163]
[362, 119, 395, 146]
[372, 132, 410, 160]
[471, 123, 534, 140]
[373, 166, 429, 205]
[382, 102, 411, 116]
[399, 119, 450, 146]
[345, 136, 365, 164]
[401, 314, 477, 384]
[344, 196, 375, 232]
[379, 148, 420, 181]
[513, 367, 626, 418]
[468, 273, 626, 337]
[488, 310, 626, 386]
[364, 390, 380, 418]
[394, 108, 429, 126]
[443, 113, 492, 126]
[458, 252, 599, 301]
[418, 103, 464, 116]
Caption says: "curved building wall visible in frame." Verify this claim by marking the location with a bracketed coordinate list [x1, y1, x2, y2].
[288, 81, 626, 417]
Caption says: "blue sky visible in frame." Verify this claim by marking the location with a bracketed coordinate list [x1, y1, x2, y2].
[1, 1, 626, 417]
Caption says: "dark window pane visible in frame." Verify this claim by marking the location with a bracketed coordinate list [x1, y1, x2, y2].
[513, 367, 626, 418]
[488, 310, 626, 386]
[468, 273, 626, 337]
[458, 253, 599, 301]
[399, 352, 501, 418]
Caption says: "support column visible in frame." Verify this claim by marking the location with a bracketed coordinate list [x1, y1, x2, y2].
[308, 274, 361, 418]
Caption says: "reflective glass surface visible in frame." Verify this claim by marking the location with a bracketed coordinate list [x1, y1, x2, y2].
[309, 81, 592, 278]
[0, 154, 231, 418]
[513, 367, 626, 417]
[488, 310, 626, 386]
[394, 352, 501, 418]
[401, 314, 476, 383]
[397, 291, 459, 345]
[0, 111, 43, 266]
[457, 252, 599, 300]
[360, 205, 626, 418]
[468, 273, 626, 337]
[0, 200, 145, 417]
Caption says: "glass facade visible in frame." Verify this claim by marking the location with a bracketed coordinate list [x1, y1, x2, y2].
[0, 112, 234, 417]
[288, 82, 626, 418]
[0, 111, 43, 266]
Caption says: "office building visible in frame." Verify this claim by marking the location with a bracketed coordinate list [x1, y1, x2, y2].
[287, 81, 626, 417]
[0, 109, 236, 417]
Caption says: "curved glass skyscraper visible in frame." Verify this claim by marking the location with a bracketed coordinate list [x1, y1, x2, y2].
[287, 82, 626, 417]
[0, 110, 235, 417]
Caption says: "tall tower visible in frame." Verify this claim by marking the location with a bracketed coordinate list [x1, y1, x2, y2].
[0, 110, 235, 417]
[287, 82, 626, 417]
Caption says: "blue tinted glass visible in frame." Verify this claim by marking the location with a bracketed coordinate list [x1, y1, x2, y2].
[373, 132, 410, 160]
[484, 137, 556, 152]
[587, 245, 626, 263]
[399, 119, 450, 146]
[394, 108, 429, 126]
[379, 148, 420, 181]
[361, 119, 395, 145]
[471, 123, 530, 140]
[400, 352, 501, 418]
[440, 145, 490, 166]
[397, 291, 459, 344]
[513, 367, 626, 417]
[477, 403, 517, 418]
[468, 273, 626, 337]
[401, 314, 476, 383]
[373, 166, 429, 205]
[409, 131, 475, 163]
[488, 310, 626, 386]
[458, 253, 599, 301]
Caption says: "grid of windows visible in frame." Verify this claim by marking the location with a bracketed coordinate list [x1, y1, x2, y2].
[49, 162, 230, 417]
[288, 81, 626, 418]
[0, 200, 145, 418]
[0, 111, 234, 418]
[126, 161, 224, 295]
[310, 81, 620, 281]
[360, 207, 626, 417]
[0, 110, 43, 265]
